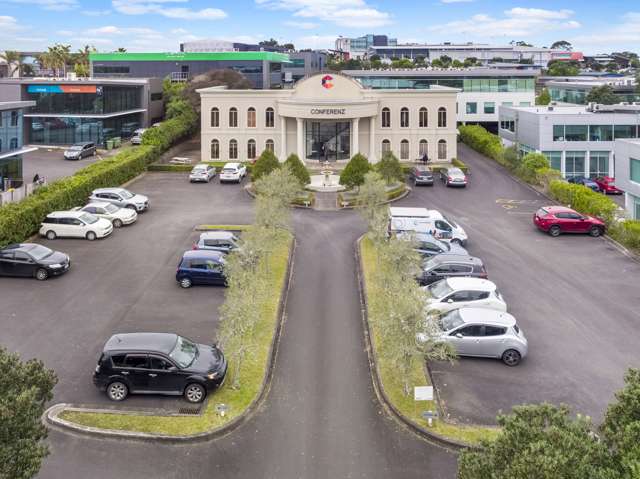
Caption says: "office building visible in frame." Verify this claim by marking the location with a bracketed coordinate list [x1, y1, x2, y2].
[199, 72, 458, 164]
[498, 103, 640, 179]
[283, 51, 327, 84]
[545, 77, 640, 105]
[614, 139, 640, 220]
[334, 35, 397, 60]
[0, 101, 36, 190]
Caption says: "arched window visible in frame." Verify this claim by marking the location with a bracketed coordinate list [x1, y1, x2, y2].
[9, 138, 18, 150]
[229, 107, 238, 128]
[229, 139, 238, 159]
[400, 139, 409, 160]
[381, 107, 390, 128]
[438, 107, 447, 128]
[10, 111, 18, 126]
[247, 139, 256, 159]
[381, 139, 391, 154]
[265, 107, 275, 128]
[210, 107, 219, 127]
[419, 139, 428, 157]
[210, 139, 219, 160]
[265, 139, 274, 152]
[247, 107, 256, 128]
[400, 107, 409, 128]
[438, 139, 447, 160]
[419, 107, 428, 127]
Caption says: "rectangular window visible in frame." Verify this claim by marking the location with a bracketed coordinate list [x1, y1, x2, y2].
[635, 195, 640, 220]
[542, 151, 562, 171]
[565, 151, 586, 178]
[150, 92, 162, 101]
[553, 125, 564, 141]
[466, 102, 477, 114]
[519, 101, 531, 107]
[565, 125, 588, 141]
[614, 125, 637, 139]
[483, 102, 495, 114]
[501, 102, 513, 107]
[589, 125, 613, 141]
[500, 119, 515, 132]
[631, 158, 640, 183]
[589, 151, 610, 178]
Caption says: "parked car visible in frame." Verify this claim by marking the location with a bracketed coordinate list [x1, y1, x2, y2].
[424, 277, 506, 314]
[418, 308, 527, 366]
[93, 332, 227, 403]
[193, 231, 241, 254]
[397, 232, 467, 258]
[219, 162, 247, 183]
[594, 176, 623, 195]
[0, 243, 70, 280]
[533, 206, 605, 237]
[130, 128, 147, 145]
[568, 176, 599, 191]
[39, 211, 113, 241]
[440, 167, 467, 187]
[63, 142, 96, 160]
[176, 250, 226, 288]
[418, 254, 487, 286]
[73, 202, 137, 228]
[409, 167, 434, 186]
[89, 188, 149, 212]
[389, 207, 468, 245]
[189, 164, 217, 183]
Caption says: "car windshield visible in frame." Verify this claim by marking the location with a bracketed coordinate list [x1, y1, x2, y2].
[28, 244, 53, 260]
[79, 213, 99, 224]
[442, 214, 458, 228]
[69, 145, 83, 151]
[104, 204, 119, 213]
[536, 207, 550, 217]
[440, 310, 465, 331]
[427, 279, 454, 299]
[192, 166, 207, 173]
[119, 190, 134, 199]
[223, 168, 237, 173]
[169, 336, 199, 368]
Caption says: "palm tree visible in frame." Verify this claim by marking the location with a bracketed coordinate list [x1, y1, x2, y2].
[1, 50, 22, 77]
[36, 52, 53, 76]
[73, 45, 94, 77]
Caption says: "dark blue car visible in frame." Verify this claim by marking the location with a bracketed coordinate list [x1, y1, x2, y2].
[568, 176, 600, 191]
[176, 250, 226, 288]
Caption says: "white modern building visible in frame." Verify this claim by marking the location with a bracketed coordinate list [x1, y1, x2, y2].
[614, 139, 640, 220]
[545, 76, 639, 105]
[198, 73, 458, 164]
[498, 104, 640, 178]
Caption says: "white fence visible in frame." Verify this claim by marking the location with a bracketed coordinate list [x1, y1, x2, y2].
[0, 181, 45, 206]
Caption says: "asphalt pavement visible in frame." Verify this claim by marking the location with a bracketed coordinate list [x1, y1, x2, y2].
[20, 147, 121, 184]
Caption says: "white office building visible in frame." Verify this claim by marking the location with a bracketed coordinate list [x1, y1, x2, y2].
[498, 104, 640, 178]
[614, 139, 640, 220]
[198, 73, 458, 164]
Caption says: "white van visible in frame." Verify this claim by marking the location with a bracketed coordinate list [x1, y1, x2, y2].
[389, 207, 468, 245]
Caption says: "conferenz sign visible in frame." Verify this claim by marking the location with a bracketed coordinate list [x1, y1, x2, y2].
[310, 108, 347, 115]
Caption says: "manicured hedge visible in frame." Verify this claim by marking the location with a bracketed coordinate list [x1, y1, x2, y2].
[548, 180, 618, 224]
[458, 124, 504, 164]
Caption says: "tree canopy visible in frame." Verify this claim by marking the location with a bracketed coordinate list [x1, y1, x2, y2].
[546, 60, 580, 76]
[586, 85, 620, 105]
[283, 154, 310, 186]
[252, 149, 280, 181]
[376, 152, 403, 185]
[339, 153, 371, 190]
[536, 88, 551, 105]
[550, 40, 572, 50]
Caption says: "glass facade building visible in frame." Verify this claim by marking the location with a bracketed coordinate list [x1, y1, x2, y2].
[353, 76, 535, 92]
[0, 104, 29, 190]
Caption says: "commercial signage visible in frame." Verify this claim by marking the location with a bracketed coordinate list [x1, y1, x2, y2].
[321, 74, 334, 90]
[310, 108, 346, 115]
[27, 85, 97, 94]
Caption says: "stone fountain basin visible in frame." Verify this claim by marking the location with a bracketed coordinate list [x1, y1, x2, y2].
[306, 174, 345, 192]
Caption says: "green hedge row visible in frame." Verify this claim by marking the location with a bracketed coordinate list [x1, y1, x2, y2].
[458, 124, 504, 163]
[147, 162, 254, 173]
[0, 111, 198, 248]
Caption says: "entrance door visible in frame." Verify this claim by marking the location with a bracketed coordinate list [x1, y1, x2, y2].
[305, 121, 350, 161]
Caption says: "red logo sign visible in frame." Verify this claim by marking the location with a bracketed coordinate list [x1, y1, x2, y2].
[321, 74, 334, 89]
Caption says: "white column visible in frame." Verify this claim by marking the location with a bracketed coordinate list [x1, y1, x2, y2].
[561, 151, 566, 178]
[352, 117, 359, 157]
[369, 117, 376, 163]
[296, 118, 304, 160]
[280, 116, 287, 161]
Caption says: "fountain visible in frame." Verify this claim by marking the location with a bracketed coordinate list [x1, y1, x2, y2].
[307, 161, 345, 192]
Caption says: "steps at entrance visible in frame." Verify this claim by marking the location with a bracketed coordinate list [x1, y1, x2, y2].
[313, 192, 339, 211]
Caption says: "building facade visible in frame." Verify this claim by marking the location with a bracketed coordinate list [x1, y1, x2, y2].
[199, 73, 458, 165]
[283, 51, 327, 85]
[0, 101, 36, 190]
[546, 77, 640, 105]
[90, 51, 289, 88]
[0, 78, 163, 146]
[334, 35, 397, 60]
[614, 139, 640, 220]
[499, 104, 640, 179]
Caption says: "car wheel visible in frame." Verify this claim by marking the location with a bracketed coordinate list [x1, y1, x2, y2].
[113, 219, 123, 228]
[589, 226, 603, 237]
[451, 238, 462, 246]
[548, 225, 561, 237]
[180, 277, 192, 288]
[86, 231, 97, 241]
[45, 230, 57, 240]
[35, 268, 49, 281]
[184, 383, 206, 403]
[107, 381, 128, 401]
[126, 204, 137, 210]
[502, 349, 521, 366]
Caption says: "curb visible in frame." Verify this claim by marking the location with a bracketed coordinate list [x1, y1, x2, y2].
[243, 184, 314, 209]
[354, 235, 470, 451]
[45, 237, 296, 442]
[339, 185, 412, 210]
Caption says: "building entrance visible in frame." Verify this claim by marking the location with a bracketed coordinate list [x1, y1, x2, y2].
[305, 120, 350, 161]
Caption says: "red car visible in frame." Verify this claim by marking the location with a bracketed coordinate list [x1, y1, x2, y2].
[533, 206, 606, 237]
[594, 176, 623, 195]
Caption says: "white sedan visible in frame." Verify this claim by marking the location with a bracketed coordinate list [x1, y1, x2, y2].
[423, 277, 507, 314]
[73, 202, 137, 228]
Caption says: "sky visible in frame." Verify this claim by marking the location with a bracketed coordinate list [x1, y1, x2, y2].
[0, 0, 639, 55]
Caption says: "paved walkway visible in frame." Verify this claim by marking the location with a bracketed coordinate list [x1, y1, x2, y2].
[313, 191, 339, 211]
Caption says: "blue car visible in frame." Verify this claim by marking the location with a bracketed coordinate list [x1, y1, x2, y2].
[568, 176, 600, 191]
[176, 250, 226, 288]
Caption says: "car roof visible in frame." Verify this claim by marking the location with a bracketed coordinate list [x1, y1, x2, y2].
[71, 142, 93, 147]
[541, 205, 576, 214]
[84, 202, 112, 209]
[182, 249, 226, 260]
[92, 187, 126, 194]
[223, 162, 241, 168]
[192, 163, 211, 168]
[199, 231, 235, 240]
[104, 333, 178, 354]
[389, 207, 430, 217]
[445, 277, 496, 291]
[46, 210, 86, 218]
[428, 254, 482, 265]
[457, 308, 516, 327]
[2, 243, 43, 252]
[447, 167, 464, 174]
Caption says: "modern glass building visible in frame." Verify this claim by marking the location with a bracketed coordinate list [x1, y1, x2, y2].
[0, 101, 36, 190]
[546, 79, 640, 105]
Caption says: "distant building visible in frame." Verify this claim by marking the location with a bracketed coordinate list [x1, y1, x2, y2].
[334, 34, 397, 60]
[0, 101, 36, 190]
[283, 51, 327, 84]
[180, 39, 284, 53]
[614, 139, 640, 220]
[544, 77, 639, 105]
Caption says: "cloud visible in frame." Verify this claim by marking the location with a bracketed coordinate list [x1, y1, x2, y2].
[295, 34, 337, 49]
[82, 9, 112, 16]
[0, 15, 20, 31]
[283, 20, 318, 29]
[3, 0, 78, 11]
[428, 7, 580, 38]
[569, 11, 640, 49]
[257, 0, 392, 27]
[440, 0, 474, 3]
[112, 0, 226, 20]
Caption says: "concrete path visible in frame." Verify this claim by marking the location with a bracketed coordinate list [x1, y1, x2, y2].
[313, 191, 339, 211]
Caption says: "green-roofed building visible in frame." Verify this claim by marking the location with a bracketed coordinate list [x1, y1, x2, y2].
[89, 51, 290, 89]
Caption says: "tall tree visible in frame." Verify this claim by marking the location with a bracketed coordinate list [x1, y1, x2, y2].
[376, 151, 403, 185]
[0, 50, 22, 77]
[586, 85, 620, 105]
[550, 40, 572, 50]
[358, 171, 388, 244]
[536, 88, 551, 105]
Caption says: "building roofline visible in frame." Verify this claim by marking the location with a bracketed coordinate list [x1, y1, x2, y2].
[0, 77, 158, 85]
[89, 51, 290, 63]
[341, 68, 536, 78]
[0, 100, 36, 110]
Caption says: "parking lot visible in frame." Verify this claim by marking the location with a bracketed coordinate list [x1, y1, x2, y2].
[0, 172, 253, 410]
[401, 144, 640, 424]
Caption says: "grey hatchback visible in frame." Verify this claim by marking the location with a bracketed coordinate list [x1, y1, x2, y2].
[418, 254, 487, 285]
[64, 142, 96, 160]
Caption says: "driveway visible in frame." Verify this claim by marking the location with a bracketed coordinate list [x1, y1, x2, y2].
[402, 143, 640, 425]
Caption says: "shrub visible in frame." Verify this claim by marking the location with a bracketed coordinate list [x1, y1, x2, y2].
[609, 220, 640, 252]
[502, 145, 520, 170]
[459, 124, 504, 163]
[536, 167, 562, 193]
[548, 180, 618, 225]
[451, 157, 470, 173]
[518, 153, 550, 184]
[283, 154, 310, 186]
[339, 153, 371, 190]
[252, 149, 280, 181]
[376, 152, 403, 185]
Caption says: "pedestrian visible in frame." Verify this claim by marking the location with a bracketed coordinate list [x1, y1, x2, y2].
[33, 173, 40, 184]
[421, 153, 429, 165]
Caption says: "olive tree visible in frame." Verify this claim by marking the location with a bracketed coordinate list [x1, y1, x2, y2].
[254, 165, 301, 232]
[376, 152, 404, 185]
[339, 153, 371, 190]
[358, 171, 388, 244]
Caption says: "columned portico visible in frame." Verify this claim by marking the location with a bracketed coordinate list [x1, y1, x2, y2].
[280, 116, 287, 159]
[351, 118, 359, 156]
[369, 117, 376, 162]
[296, 118, 304, 160]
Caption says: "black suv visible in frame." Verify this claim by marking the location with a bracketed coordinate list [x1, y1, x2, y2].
[418, 254, 487, 285]
[409, 167, 434, 186]
[93, 333, 227, 403]
[0, 243, 70, 280]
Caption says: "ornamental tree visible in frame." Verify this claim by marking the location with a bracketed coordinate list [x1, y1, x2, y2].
[339, 153, 371, 190]
[358, 171, 388, 244]
[252, 149, 280, 182]
[376, 152, 404, 185]
[536, 88, 551, 105]
[283, 153, 310, 186]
